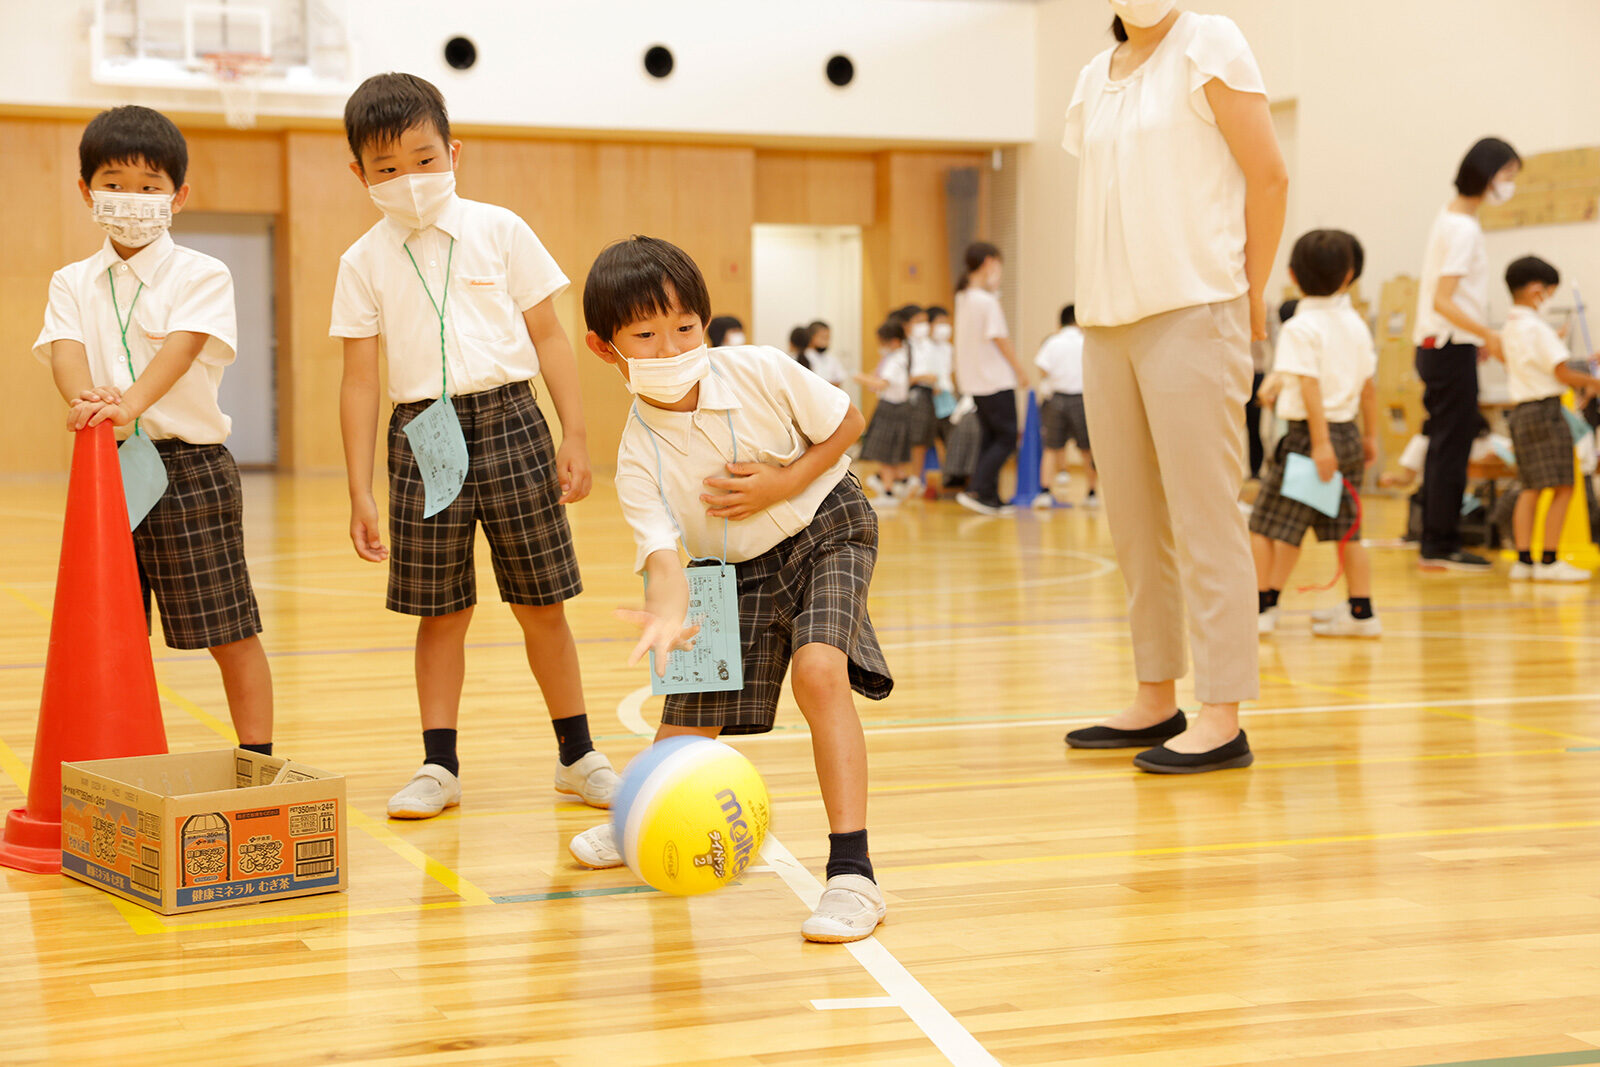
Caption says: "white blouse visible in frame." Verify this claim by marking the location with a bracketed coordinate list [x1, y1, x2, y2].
[1412, 207, 1488, 347]
[1062, 12, 1266, 328]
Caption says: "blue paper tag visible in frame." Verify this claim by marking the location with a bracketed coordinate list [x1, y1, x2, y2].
[118, 433, 168, 531]
[1461, 493, 1481, 516]
[1562, 405, 1592, 445]
[1281, 452, 1343, 518]
[933, 390, 958, 419]
[1491, 439, 1516, 466]
[649, 565, 744, 695]
[403, 397, 470, 517]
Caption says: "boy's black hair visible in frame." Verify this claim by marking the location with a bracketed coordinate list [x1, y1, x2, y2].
[897, 303, 926, 320]
[788, 326, 812, 353]
[79, 106, 188, 188]
[1112, 16, 1127, 41]
[1454, 137, 1520, 198]
[1505, 255, 1560, 295]
[926, 305, 950, 321]
[958, 241, 1001, 292]
[344, 72, 452, 165]
[1343, 231, 1365, 281]
[707, 315, 744, 347]
[877, 320, 907, 343]
[1288, 229, 1354, 297]
[1279, 298, 1300, 324]
[582, 236, 713, 342]
[1060, 304, 1076, 327]
[808, 319, 831, 333]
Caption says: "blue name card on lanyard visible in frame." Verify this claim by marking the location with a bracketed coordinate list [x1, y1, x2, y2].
[108, 268, 169, 530]
[637, 400, 745, 695]
[402, 239, 470, 517]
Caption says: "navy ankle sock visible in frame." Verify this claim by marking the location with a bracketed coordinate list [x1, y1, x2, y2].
[826, 829, 874, 882]
[1518, 550, 1534, 565]
[422, 728, 459, 777]
[239, 742, 272, 756]
[1259, 589, 1280, 613]
[554, 714, 594, 766]
[1348, 597, 1374, 620]
[1542, 551, 1558, 565]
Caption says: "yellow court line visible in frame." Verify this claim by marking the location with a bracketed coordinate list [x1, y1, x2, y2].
[0, 734, 31, 800]
[106, 895, 168, 935]
[766, 746, 1570, 801]
[347, 809, 494, 907]
[888, 818, 1600, 874]
[1259, 671, 1600, 745]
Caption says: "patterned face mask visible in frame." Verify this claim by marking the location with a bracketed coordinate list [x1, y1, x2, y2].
[90, 190, 173, 248]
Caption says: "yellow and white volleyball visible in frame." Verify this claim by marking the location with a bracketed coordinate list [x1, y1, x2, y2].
[612, 736, 771, 896]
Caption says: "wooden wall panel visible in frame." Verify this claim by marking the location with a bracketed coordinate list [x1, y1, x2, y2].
[754, 151, 876, 227]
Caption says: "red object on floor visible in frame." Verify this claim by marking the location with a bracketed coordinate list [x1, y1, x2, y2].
[0, 423, 167, 874]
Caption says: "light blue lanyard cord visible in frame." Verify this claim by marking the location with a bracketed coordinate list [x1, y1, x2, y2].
[633, 401, 737, 567]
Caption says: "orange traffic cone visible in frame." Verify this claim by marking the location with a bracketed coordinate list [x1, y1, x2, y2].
[0, 423, 167, 873]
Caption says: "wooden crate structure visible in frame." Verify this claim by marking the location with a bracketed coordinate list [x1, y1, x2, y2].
[1374, 274, 1423, 470]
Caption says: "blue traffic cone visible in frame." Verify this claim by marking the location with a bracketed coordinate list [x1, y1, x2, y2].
[1010, 391, 1044, 508]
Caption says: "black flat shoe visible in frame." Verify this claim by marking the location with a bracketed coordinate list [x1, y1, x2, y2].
[1133, 730, 1254, 774]
[1065, 710, 1187, 749]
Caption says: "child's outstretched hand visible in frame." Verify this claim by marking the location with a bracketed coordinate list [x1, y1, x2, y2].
[702, 462, 797, 520]
[616, 607, 701, 677]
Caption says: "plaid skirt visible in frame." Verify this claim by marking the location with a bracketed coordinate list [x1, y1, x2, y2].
[133, 440, 262, 650]
[1040, 392, 1091, 451]
[1507, 397, 1575, 490]
[663, 474, 893, 734]
[906, 385, 939, 447]
[942, 407, 982, 480]
[859, 398, 913, 464]
[387, 381, 582, 616]
[1249, 420, 1366, 544]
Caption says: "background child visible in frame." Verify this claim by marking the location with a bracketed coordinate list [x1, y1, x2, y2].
[953, 242, 1027, 516]
[855, 320, 915, 503]
[330, 73, 617, 819]
[573, 236, 892, 943]
[898, 303, 938, 496]
[707, 315, 746, 347]
[1250, 231, 1380, 637]
[1033, 303, 1098, 509]
[36, 105, 274, 754]
[803, 319, 849, 388]
[1500, 255, 1600, 582]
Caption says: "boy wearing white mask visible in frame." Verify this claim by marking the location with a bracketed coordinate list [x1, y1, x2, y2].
[330, 73, 617, 819]
[36, 106, 275, 755]
[571, 236, 893, 943]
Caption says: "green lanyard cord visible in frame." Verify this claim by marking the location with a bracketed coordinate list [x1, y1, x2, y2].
[106, 267, 146, 437]
[403, 237, 455, 400]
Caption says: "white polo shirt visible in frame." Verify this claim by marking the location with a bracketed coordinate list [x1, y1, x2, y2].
[1413, 207, 1489, 347]
[873, 347, 912, 404]
[1034, 326, 1086, 396]
[329, 195, 568, 403]
[1271, 295, 1377, 423]
[803, 349, 849, 388]
[615, 345, 852, 574]
[953, 287, 1015, 397]
[33, 234, 237, 444]
[1502, 306, 1571, 403]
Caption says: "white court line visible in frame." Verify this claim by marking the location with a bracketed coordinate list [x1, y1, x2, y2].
[616, 684, 999, 1067]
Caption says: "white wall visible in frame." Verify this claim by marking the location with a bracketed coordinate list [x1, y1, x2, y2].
[1020, 0, 1600, 349]
[1, 0, 1037, 144]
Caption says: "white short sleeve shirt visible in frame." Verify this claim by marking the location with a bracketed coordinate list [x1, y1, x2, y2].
[1502, 306, 1571, 403]
[1034, 326, 1086, 396]
[329, 195, 569, 403]
[1063, 12, 1266, 328]
[1271, 295, 1378, 423]
[953, 288, 1014, 397]
[873, 347, 912, 404]
[33, 234, 238, 444]
[1413, 207, 1489, 347]
[803, 349, 849, 388]
[615, 346, 852, 575]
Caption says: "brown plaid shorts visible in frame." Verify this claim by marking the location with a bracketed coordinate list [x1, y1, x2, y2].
[906, 385, 939, 447]
[386, 381, 582, 616]
[1249, 420, 1366, 544]
[1507, 397, 1575, 490]
[662, 474, 893, 735]
[1040, 392, 1091, 451]
[132, 440, 262, 650]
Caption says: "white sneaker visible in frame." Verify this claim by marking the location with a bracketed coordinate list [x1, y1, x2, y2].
[1083, 491, 1100, 509]
[1257, 607, 1278, 635]
[1310, 607, 1339, 623]
[863, 473, 886, 495]
[387, 764, 462, 819]
[956, 492, 1012, 517]
[569, 823, 624, 869]
[1509, 561, 1535, 581]
[1535, 560, 1592, 583]
[870, 492, 900, 508]
[895, 476, 923, 499]
[554, 750, 621, 809]
[1053, 470, 1072, 486]
[801, 874, 886, 943]
[1311, 606, 1383, 638]
[1031, 493, 1055, 510]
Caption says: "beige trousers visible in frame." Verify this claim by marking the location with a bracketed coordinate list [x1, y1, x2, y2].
[1082, 296, 1260, 705]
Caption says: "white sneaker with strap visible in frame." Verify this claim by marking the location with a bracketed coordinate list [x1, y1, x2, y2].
[801, 874, 887, 943]
[554, 751, 621, 809]
[569, 823, 624, 869]
[386, 764, 462, 819]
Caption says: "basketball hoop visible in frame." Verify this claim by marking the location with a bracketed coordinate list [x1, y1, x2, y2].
[203, 51, 270, 129]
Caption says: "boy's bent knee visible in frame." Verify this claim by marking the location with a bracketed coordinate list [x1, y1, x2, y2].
[790, 643, 851, 700]
[418, 607, 474, 633]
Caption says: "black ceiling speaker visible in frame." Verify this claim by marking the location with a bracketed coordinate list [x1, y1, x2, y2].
[826, 54, 855, 87]
[644, 45, 675, 79]
[444, 37, 477, 71]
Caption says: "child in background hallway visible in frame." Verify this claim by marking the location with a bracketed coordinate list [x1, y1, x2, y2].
[899, 304, 939, 497]
[855, 320, 915, 503]
[1500, 255, 1600, 582]
[804, 320, 849, 388]
[707, 315, 746, 347]
[1250, 231, 1380, 637]
[1034, 303, 1097, 509]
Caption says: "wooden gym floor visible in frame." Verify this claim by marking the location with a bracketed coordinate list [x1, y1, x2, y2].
[2, 470, 1598, 1066]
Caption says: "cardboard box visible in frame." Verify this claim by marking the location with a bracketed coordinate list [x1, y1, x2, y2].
[60, 749, 347, 915]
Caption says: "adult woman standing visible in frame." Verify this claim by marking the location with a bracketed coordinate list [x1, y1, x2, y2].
[1061, 2, 1287, 773]
[1413, 138, 1522, 571]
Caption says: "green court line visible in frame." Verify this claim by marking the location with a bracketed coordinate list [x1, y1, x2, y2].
[1568, 747, 1600, 752]
[492, 884, 659, 903]
[1413, 1050, 1600, 1067]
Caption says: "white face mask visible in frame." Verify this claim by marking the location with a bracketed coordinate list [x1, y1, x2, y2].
[724, 330, 747, 347]
[910, 322, 931, 342]
[1109, 0, 1177, 27]
[619, 343, 710, 403]
[90, 191, 173, 248]
[368, 171, 456, 230]
[932, 322, 953, 342]
[1486, 179, 1516, 205]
